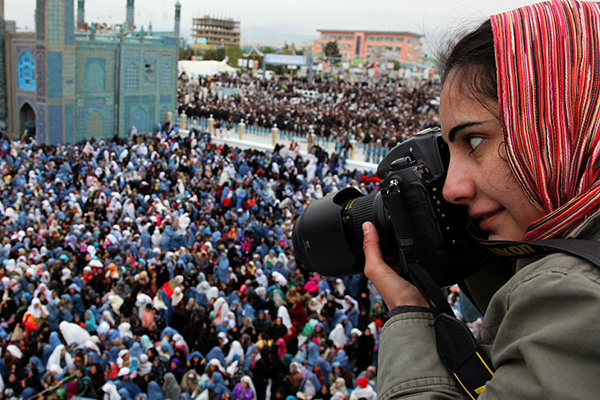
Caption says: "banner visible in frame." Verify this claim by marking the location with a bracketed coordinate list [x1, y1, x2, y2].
[264, 54, 308, 66]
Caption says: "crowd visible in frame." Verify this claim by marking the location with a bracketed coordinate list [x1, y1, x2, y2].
[0, 124, 393, 400]
[176, 75, 440, 149]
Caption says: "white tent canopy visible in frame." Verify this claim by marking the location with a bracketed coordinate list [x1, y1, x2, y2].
[178, 60, 238, 79]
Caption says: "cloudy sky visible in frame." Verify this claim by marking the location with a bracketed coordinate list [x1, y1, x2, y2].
[6, 0, 539, 49]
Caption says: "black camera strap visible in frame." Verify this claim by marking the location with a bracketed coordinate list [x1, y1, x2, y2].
[381, 184, 453, 315]
[382, 186, 495, 399]
[473, 236, 600, 265]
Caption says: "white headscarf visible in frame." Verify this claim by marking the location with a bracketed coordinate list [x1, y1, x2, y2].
[272, 271, 287, 287]
[206, 286, 219, 301]
[328, 323, 347, 348]
[102, 382, 121, 400]
[26, 298, 48, 319]
[118, 322, 134, 340]
[135, 293, 153, 320]
[46, 344, 73, 375]
[225, 340, 244, 366]
[255, 269, 268, 287]
[241, 376, 258, 400]
[277, 306, 293, 330]
[173, 334, 189, 354]
[138, 354, 152, 376]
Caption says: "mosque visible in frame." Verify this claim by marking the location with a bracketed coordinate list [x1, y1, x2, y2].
[0, 0, 181, 144]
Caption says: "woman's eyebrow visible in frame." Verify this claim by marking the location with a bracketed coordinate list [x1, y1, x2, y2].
[447, 121, 485, 142]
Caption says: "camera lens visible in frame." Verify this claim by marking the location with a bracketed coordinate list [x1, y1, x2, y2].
[292, 187, 395, 277]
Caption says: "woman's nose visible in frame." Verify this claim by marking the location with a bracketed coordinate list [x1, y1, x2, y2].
[442, 159, 475, 205]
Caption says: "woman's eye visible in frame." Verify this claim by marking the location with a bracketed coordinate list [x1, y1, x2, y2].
[468, 137, 484, 151]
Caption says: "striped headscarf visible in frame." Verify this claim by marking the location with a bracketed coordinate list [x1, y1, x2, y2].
[491, 0, 600, 240]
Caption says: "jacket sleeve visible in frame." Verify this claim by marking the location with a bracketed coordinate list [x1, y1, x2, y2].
[479, 256, 600, 399]
[378, 253, 600, 400]
[377, 310, 466, 400]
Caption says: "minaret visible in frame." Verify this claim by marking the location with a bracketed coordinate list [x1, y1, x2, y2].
[174, 1, 181, 39]
[0, 0, 6, 129]
[77, 0, 85, 30]
[35, 0, 76, 144]
[126, 0, 134, 32]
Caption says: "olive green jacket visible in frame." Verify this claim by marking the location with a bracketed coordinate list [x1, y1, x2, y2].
[377, 211, 600, 399]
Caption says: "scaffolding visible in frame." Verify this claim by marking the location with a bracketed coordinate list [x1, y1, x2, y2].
[191, 15, 240, 46]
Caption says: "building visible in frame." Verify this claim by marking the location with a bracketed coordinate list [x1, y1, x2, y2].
[2, 0, 181, 144]
[191, 15, 240, 47]
[313, 29, 424, 67]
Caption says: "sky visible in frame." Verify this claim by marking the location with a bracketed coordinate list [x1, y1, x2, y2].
[5, 0, 540, 50]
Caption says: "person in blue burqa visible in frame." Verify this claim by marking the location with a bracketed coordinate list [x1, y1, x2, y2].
[215, 244, 230, 286]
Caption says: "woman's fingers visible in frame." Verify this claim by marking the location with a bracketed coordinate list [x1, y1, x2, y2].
[362, 222, 428, 309]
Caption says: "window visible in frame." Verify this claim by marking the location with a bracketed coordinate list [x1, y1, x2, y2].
[125, 63, 138, 90]
[18, 52, 36, 91]
[144, 62, 155, 86]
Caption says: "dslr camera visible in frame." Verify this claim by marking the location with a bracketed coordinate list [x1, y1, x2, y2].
[292, 127, 486, 287]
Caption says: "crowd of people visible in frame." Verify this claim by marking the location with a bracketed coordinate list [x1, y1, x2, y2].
[0, 124, 393, 400]
[176, 75, 440, 149]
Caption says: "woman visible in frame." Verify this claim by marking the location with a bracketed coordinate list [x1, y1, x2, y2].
[207, 371, 231, 400]
[232, 375, 256, 400]
[364, 0, 600, 398]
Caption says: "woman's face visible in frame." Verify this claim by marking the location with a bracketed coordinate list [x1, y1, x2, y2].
[440, 75, 544, 241]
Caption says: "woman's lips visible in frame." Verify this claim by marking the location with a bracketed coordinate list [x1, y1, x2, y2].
[476, 209, 503, 232]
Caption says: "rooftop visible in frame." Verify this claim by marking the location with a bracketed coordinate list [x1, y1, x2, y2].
[317, 29, 423, 37]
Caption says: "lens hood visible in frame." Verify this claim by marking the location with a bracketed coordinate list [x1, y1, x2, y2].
[292, 187, 365, 276]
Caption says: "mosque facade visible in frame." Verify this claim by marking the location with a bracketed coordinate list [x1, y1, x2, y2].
[1, 0, 181, 144]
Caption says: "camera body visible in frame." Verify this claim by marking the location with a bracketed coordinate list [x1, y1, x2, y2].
[292, 127, 486, 287]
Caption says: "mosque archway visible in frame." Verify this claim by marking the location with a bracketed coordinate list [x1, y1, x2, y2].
[131, 107, 149, 134]
[86, 111, 105, 139]
[19, 102, 36, 139]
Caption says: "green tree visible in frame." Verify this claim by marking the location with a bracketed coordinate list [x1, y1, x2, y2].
[323, 40, 341, 64]
[224, 46, 244, 66]
[203, 47, 226, 61]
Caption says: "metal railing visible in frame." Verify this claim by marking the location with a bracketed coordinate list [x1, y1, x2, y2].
[171, 113, 389, 164]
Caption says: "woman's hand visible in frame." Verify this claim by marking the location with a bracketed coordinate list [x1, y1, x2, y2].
[362, 222, 428, 309]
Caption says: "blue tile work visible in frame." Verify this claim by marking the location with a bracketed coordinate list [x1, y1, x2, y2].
[47, 52, 62, 98]
[17, 52, 35, 91]
[64, 0, 74, 45]
[17, 97, 36, 112]
[84, 58, 106, 92]
[124, 95, 155, 134]
[64, 104, 74, 143]
[35, 0, 45, 43]
[86, 110, 104, 138]
[5, 3, 178, 142]
[160, 106, 168, 123]
[125, 50, 139, 59]
[63, 51, 75, 98]
[143, 60, 155, 88]
[125, 62, 139, 90]
[48, 104, 62, 144]
[161, 59, 171, 90]
[35, 50, 46, 98]
[76, 47, 115, 93]
[131, 107, 148, 133]
[36, 103, 46, 143]
[0, 20, 6, 127]
[47, 0, 63, 46]
[164, 37, 177, 46]
[76, 97, 108, 141]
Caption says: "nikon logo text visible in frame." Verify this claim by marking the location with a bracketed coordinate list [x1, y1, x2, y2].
[488, 243, 536, 257]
